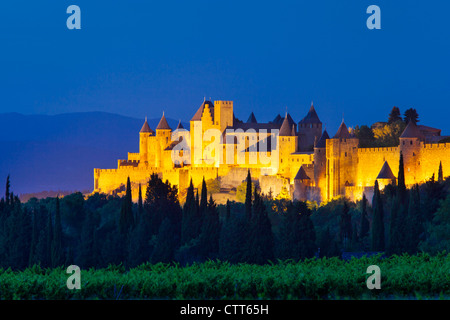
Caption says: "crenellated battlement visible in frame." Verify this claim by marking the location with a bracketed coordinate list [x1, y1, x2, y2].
[358, 146, 398, 153]
[423, 142, 450, 149]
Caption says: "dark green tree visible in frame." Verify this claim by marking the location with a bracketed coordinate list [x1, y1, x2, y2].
[388, 106, 402, 124]
[144, 173, 181, 236]
[438, 161, 444, 183]
[339, 200, 352, 251]
[245, 170, 253, 221]
[397, 152, 407, 203]
[244, 187, 274, 264]
[277, 201, 316, 260]
[51, 196, 64, 267]
[198, 195, 221, 259]
[5, 175, 10, 207]
[422, 173, 446, 222]
[360, 194, 370, 239]
[46, 209, 53, 267]
[318, 227, 340, 258]
[9, 203, 32, 269]
[405, 185, 423, 254]
[200, 177, 208, 208]
[151, 218, 177, 263]
[138, 183, 143, 219]
[353, 125, 375, 147]
[403, 108, 419, 124]
[219, 203, 247, 263]
[77, 211, 98, 268]
[371, 180, 385, 251]
[181, 179, 200, 244]
[119, 177, 134, 235]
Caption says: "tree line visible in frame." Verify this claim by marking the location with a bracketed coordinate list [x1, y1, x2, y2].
[0, 159, 449, 270]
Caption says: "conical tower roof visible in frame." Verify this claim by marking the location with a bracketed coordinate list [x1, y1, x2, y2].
[247, 112, 257, 124]
[140, 117, 154, 134]
[156, 112, 171, 130]
[400, 120, 425, 140]
[333, 121, 351, 139]
[272, 114, 283, 124]
[299, 102, 321, 124]
[191, 99, 214, 122]
[294, 166, 311, 180]
[284, 113, 295, 127]
[376, 161, 396, 180]
[176, 120, 184, 130]
[315, 130, 330, 148]
[279, 114, 294, 136]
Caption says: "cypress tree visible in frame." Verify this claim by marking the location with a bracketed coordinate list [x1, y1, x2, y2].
[126, 177, 134, 226]
[438, 161, 444, 183]
[200, 177, 208, 215]
[278, 201, 316, 260]
[371, 180, 385, 251]
[389, 152, 408, 254]
[28, 208, 39, 266]
[51, 197, 64, 267]
[219, 202, 247, 263]
[138, 183, 143, 218]
[397, 152, 407, 203]
[245, 170, 252, 221]
[360, 194, 370, 239]
[198, 194, 220, 259]
[5, 175, 10, 207]
[245, 187, 273, 264]
[405, 185, 422, 254]
[77, 211, 97, 268]
[46, 209, 53, 267]
[181, 179, 198, 244]
[151, 218, 177, 263]
[339, 201, 352, 251]
[195, 190, 200, 221]
[119, 177, 134, 234]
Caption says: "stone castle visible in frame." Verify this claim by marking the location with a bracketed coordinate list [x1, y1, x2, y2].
[93, 99, 449, 203]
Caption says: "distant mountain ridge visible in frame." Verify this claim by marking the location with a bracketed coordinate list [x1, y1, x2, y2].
[0, 112, 187, 197]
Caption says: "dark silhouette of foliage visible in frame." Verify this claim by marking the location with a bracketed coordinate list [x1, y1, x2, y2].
[388, 106, 402, 124]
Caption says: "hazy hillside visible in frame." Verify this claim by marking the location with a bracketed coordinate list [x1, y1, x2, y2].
[0, 112, 186, 198]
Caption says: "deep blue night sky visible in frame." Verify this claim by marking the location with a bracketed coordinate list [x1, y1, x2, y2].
[0, 0, 449, 135]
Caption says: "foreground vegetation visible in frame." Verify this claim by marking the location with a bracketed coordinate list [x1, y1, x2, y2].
[1, 253, 449, 300]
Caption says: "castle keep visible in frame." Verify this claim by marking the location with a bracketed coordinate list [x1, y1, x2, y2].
[93, 99, 449, 203]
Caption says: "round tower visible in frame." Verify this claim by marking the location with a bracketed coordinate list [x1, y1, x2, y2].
[156, 112, 172, 167]
[139, 117, 154, 164]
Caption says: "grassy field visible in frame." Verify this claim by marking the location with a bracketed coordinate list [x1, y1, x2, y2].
[1, 253, 449, 300]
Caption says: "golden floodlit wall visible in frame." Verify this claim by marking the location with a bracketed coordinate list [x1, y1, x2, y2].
[356, 146, 399, 188]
